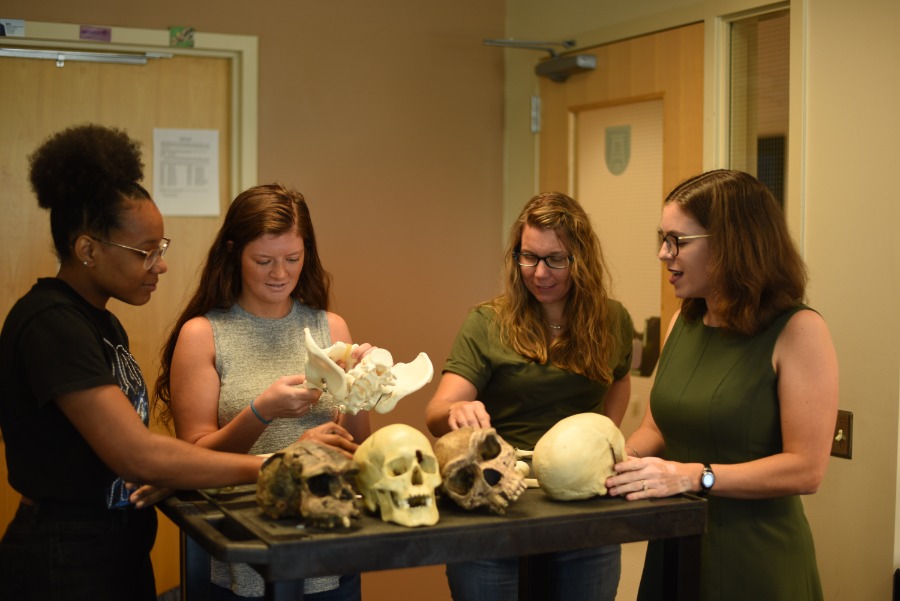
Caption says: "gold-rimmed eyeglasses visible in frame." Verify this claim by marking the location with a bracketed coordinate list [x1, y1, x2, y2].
[658, 231, 710, 257]
[92, 236, 171, 270]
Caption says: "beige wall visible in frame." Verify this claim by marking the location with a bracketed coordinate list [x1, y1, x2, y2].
[1, 0, 507, 417]
[506, 1, 900, 600]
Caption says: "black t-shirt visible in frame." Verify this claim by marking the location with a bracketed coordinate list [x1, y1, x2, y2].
[0, 278, 149, 508]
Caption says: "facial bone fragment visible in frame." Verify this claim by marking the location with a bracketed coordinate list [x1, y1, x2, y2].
[303, 328, 433, 415]
[532, 413, 625, 501]
[433, 427, 526, 514]
[353, 424, 441, 527]
[256, 440, 360, 528]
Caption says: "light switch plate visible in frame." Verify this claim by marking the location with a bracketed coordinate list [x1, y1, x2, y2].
[831, 410, 852, 459]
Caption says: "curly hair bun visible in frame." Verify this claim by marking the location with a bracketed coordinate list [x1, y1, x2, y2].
[28, 123, 145, 212]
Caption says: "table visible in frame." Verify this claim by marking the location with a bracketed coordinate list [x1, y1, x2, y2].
[159, 486, 706, 601]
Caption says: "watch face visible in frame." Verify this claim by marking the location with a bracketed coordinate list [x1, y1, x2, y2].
[701, 469, 715, 489]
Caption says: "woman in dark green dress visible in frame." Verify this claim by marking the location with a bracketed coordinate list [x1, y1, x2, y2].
[606, 170, 838, 601]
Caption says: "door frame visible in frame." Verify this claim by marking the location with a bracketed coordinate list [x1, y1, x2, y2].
[0, 20, 258, 196]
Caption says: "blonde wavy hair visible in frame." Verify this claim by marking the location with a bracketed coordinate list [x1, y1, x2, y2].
[485, 191, 620, 383]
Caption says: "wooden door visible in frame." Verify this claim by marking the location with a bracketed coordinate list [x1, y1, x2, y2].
[539, 22, 705, 344]
[537, 23, 703, 454]
[0, 53, 232, 593]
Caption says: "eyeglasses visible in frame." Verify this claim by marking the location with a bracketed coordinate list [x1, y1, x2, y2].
[514, 252, 573, 269]
[657, 231, 710, 257]
[92, 236, 171, 270]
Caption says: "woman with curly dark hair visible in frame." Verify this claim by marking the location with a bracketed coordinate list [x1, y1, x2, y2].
[0, 124, 264, 601]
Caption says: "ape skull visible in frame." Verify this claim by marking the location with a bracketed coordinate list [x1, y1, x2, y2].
[256, 440, 360, 528]
[433, 427, 525, 514]
[353, 424, 441, 527]
[532, 413, 625, 501]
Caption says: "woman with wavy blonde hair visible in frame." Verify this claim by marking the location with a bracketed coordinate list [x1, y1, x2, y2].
[426, 191, 634, 601]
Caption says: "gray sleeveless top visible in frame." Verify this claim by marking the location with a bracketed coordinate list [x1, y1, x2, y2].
[206, 301, 341, 596]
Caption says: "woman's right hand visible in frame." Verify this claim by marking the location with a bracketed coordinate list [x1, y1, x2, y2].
[299, 421, 358, 459]
[255, 374, 322, 420]
[425, 373, 489, 437]
[448, 400, 492, 430]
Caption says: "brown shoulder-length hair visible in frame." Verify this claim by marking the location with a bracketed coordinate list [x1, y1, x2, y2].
[487, 191, 621, 383]
[669, 169, 807, 335]
[153, 183, 331, 423]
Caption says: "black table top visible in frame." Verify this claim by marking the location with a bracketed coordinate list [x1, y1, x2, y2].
[160, 485, 707, 582]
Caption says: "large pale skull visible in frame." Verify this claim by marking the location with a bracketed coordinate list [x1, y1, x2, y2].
[433, 427, 526, 514]
[303, 328, 433, 415]
[353, 424, 441, 527]
[256, 440, 360, 529]
[532, 413, 625, 501]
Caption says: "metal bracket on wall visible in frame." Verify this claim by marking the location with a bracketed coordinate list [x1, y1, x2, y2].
[483, 38, 596, 83]
[0, 48, 171, 67]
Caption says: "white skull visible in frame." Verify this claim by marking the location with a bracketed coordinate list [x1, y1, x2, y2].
[256, 440, 360, 528]
[532, 413, 625, 501]
[303, 328, 433, 415]
[353, 424, 442, 527]
[433, 427, 526, 514]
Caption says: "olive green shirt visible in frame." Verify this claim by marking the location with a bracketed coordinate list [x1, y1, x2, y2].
[443, 300, 633, 450]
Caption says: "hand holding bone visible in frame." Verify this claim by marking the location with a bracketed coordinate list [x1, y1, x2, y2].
[253, 374, 322, 421]
[303, 328, 434, 415]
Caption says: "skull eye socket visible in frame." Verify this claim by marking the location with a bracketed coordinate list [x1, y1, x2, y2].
[387, 457, 412, 476]
[483, 468, 502, 487]
[418, 451, 439, 474]
[447, 465, 478, 494]
[306, 473, 338, 497]
[478, 436, 502, 461]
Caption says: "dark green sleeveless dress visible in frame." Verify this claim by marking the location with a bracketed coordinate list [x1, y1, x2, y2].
[638, 307, 823, 601]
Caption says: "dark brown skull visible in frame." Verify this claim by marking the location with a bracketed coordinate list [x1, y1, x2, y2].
[434, 427, 525, 514]
[256, 440, 360, 528]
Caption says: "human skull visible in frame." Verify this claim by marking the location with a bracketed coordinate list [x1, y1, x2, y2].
[353, 424, 441, 527]
[256, 440, 360, 528]
[433, 427, 526, 514]
[532, 413, 625, 501]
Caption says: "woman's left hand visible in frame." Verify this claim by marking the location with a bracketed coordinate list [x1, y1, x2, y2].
[128, 483, 175, 508]
[605, 457, 693, 500]
[334, 342, 375, 371]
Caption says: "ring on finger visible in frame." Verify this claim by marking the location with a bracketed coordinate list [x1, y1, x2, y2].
[641, 480, 647, 491]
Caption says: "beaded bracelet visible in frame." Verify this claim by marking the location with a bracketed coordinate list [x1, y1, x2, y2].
[250, 398, 272, 425]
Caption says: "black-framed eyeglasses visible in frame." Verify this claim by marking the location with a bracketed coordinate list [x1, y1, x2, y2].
[514, 252, 573, 269]
[92, 236, 171, 270]
[657, 231, 710, 257]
